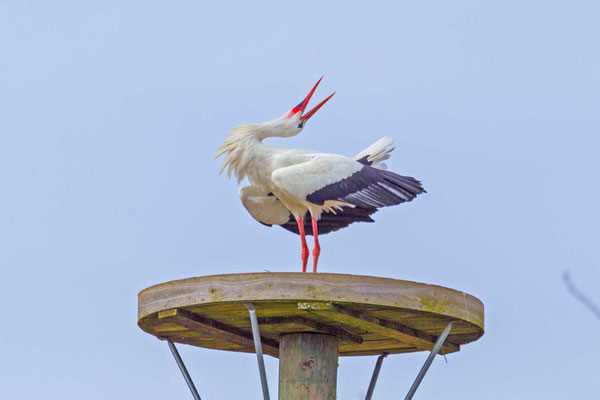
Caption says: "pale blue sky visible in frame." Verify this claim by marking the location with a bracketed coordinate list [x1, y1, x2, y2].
[2, 1, 599, 399]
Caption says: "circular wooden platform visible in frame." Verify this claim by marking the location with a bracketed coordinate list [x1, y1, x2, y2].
[138, 273, 484, 357]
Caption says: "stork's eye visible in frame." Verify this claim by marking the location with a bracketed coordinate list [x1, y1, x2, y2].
[297, 122, 304, 128]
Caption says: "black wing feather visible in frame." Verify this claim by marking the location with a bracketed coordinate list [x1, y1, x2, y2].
[306, 165, 425, 208]
[280, 206, 377, 236]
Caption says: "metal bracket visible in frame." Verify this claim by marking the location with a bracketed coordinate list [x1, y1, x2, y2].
[245, 303, 271, 400]
[165, 313, 453, 400]
[365, 353, 387, 400]
[405, 321, 454, 400]
[361, 322, 454, 399]
[166, 339, 201, 400]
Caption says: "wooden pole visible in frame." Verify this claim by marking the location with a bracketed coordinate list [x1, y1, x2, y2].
[278, 333, 339, 400]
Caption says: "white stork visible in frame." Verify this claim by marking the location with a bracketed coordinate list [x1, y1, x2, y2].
[217, 77, 425, 272]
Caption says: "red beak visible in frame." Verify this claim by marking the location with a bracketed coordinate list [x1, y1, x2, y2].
[300, 91, 335, 122]
[288, 77, 335, 121]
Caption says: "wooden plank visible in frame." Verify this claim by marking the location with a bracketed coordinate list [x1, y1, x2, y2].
[188, 302, 300, 318]
[341, 347, 418, 357]
[138, 273, 485, 356]
[301, 303, 459, 353]
[339, 339, 412, 352]
[253, 322, 308, 336]
[257, 316, 363, 344]
[152, 322, 188, 333]
[164, 330, 204, 339]
[158, 308, 280, 357]
[139, 273, 485, 333]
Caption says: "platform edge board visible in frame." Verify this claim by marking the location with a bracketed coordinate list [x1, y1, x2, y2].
[138, 273, 484, 332]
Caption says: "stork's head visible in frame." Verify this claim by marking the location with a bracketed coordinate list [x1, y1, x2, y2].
[264, 77, 335, 138]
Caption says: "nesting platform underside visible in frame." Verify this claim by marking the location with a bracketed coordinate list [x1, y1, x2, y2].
[138, 273, 484, 358]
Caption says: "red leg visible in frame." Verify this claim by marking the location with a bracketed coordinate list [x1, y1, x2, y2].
[296, 216, 309, 272]
[311, 216, 320, 273]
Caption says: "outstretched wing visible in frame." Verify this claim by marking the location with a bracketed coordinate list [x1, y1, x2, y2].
[271, 153, 425, 210]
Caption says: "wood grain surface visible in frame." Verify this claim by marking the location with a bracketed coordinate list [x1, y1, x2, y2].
[138, 273, 484, 357]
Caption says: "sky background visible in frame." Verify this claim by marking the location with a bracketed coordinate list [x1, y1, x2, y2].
[2, 1, 599, 399]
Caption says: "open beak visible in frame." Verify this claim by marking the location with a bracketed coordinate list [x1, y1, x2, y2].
[289, 77, 335, 122]
[300, 91, 335, 122]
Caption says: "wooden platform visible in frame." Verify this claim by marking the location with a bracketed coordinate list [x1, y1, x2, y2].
[138, 273, 484, 358]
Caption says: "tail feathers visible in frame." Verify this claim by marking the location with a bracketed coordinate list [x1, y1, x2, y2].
[353, 137, 395, 170]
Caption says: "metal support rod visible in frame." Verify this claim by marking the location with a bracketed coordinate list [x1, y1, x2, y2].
[166, 339, 201, 400]
[245, 303, 270, 400]
[365, 353, 387, 400]
[405, 322, 454, 400]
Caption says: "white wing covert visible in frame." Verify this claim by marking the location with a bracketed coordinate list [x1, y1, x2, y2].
[271, 154, 363, 200]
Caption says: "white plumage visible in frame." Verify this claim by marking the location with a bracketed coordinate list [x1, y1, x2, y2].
[218, 78, 425, 272]
[238, 137, 395, 225]
[238, 185, 290, 226]
[353, 136, 395, 170]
